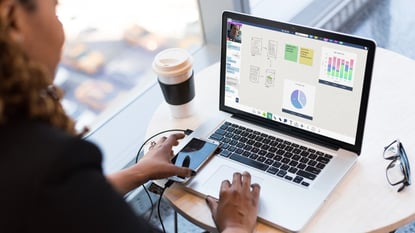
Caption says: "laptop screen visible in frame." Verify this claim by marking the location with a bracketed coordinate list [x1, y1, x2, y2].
[220, 11, 376, 154]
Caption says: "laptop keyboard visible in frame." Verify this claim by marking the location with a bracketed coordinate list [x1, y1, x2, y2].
[209, 121, 333, 187]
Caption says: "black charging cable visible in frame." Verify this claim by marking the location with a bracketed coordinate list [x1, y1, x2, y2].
[157, 155, 192, 233]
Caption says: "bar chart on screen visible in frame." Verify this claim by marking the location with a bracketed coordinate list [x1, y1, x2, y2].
[319, 47, 357, 91]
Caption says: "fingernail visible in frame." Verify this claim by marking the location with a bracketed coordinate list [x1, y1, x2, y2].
[191, 170, 197, 176]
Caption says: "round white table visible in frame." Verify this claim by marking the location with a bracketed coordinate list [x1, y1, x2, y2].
[146, 47, 415, 233]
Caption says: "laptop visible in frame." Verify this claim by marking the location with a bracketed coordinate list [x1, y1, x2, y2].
[180, 11, 376, 232]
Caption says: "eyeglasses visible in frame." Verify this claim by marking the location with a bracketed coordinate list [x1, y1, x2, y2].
[383, 139, 411, 192]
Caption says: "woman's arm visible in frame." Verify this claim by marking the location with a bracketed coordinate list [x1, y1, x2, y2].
[106, 133, 194, 195]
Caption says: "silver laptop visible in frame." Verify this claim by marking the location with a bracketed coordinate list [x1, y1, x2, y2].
[180, 11, 376, 232]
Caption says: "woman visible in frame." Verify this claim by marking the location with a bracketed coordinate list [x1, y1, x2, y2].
[0, 0, 260, 232]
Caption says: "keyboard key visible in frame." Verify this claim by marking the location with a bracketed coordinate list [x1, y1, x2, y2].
[316, 156, 330, 164]
[297, 170, 317, 180]
[265, 152, 275, 158]
[220, 143, 229, 149]
[267, 166, 279, 174]
[301, 181, 310, 187]
[292, 155, 301, 161]
[233, 135, 241, 140]
[297, 163, 306, 170]
[254, 142, 262, 147]
[242, 151, 251, 157]
[220, 150, 231, 157]
[300, 157, 309, 163]
[274, 155, 282, 161]
[215, 128, 226, 135]
[285, 175, 293, 181]
[244, 144, 252, 151]
[289, 167, 298, 174]
[316, 163, 326, 169]
[257, 156, 266, 163]
[270, 141, 278, 147]
[305, 166, 321, 175]
[308, 154, 317, 160]
[283, 140, 292, 145]
[225, 132, 234, 138]
[289, 161, 298, 167]
[284, 152, 293, 159]
[280, 164, 290, 170]
[265, 158, 274, 165]
[300, 151, 310, 157]
[324, 154, 334, 159]
[209, 134, 223, 141]
[229, 154, 269, 171]
[276, 149, 285, 155]
[220, 124, 229, 130]
[308, 148, 316, 153]
[277, 170, 287, 177]
[293, 148, 301, 154]
[261, 144, 270, 150]
[293, 176, 303, 183]
[272, 161, 282, 168]
[285, 146, 294, 152]
[308, 160, 317, 166]
[249, 153, 259, 160]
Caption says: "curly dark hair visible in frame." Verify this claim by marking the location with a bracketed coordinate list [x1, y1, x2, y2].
[0, 0, 77, 135]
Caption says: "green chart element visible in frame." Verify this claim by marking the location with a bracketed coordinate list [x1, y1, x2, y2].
[285, 44, 298, 62]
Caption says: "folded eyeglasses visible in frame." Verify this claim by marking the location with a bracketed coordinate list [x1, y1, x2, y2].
[383, 139, 411, 192]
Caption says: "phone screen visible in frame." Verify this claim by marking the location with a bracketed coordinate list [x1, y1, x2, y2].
[171, 138, 219, 182]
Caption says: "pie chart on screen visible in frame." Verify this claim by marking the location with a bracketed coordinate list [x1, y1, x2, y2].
[291, 90, 307, 109]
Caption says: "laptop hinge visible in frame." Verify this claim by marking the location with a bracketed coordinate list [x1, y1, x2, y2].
[231, 114, 340, 151]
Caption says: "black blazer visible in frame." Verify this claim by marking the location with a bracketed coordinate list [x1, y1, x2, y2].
[0, 120, 158, 233]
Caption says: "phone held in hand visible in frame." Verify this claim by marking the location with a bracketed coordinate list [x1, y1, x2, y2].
[170, 137, 220, 183]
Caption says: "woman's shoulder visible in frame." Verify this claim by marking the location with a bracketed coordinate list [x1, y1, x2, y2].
[0, 119, 103, 173]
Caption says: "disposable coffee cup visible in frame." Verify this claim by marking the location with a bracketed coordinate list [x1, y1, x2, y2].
[152, 48, 195, 118]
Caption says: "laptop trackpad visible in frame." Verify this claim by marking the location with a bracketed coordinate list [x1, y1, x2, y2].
[201, 165, 264, 199]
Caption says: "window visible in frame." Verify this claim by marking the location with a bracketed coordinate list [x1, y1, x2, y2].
[55, 0, 203, 130]
[248, 0, 372, 31]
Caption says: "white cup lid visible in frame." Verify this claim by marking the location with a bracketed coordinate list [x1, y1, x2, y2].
[152, 48, 193, 78]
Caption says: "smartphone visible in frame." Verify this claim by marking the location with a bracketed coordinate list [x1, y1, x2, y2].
[170, 137, 219, 183]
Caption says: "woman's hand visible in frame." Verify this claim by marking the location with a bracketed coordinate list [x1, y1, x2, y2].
[206, 171, 261, 233]
[107, 133, 194, 194]
[137, 133, 195, 180]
